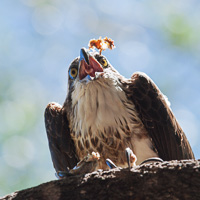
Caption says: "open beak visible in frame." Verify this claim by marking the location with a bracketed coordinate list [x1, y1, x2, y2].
[79, 48, 103, 80]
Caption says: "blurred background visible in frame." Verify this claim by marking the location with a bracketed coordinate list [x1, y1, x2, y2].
[1, 0, 200, 196]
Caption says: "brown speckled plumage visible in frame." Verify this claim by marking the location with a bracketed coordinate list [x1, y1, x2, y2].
[45, 49, 194, 174]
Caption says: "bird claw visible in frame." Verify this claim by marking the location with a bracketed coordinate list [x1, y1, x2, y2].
[57, 149, 164, 179]
[125, 147, 163, 167]
[106, 159, 117, 169]
[106, 147, 163, 170]
[56, 171, 73, 179]
[106, 147, 137, 169]
[70, 152, 100, 175]
[56, 152, 100, 179]
[139, 157, 163, 165]
[125, 147, 137, 169]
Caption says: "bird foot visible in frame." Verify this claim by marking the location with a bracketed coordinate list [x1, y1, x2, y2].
[139, 157, 163, 165]
[125, 147, 137, 168]
[106, 147, 163, 170]
[56, 152, 100, 179]
[106, 159, 117, 169]
[125, 148, 163, 167]
[55, 171, 73, 179]
[106, 147, 137, 169]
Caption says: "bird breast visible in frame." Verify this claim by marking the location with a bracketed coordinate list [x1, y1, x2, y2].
[69, 75, 157, 166]
[70, 76, 140, 137]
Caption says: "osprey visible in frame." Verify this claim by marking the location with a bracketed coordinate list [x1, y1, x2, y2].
[45, 48, 194, 176]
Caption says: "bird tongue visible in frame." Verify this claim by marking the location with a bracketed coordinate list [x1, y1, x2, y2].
[79, 49, 103, 80]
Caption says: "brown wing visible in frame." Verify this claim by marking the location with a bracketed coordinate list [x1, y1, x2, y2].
[126, 72, 194, 161]
[44, 102, 79, 172]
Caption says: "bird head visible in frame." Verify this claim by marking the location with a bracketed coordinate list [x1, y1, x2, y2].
[67, 47, 121, 91]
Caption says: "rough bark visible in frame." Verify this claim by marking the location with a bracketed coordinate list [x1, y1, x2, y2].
[2, 159, 200, 200]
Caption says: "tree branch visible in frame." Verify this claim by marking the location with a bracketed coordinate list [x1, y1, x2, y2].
[2, 160, 200, 200]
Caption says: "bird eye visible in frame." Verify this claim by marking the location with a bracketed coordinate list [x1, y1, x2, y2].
[99, 58, 108, 68]
[69, 67, 78, 79]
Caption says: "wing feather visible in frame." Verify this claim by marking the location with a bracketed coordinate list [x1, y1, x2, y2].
[44, 102, 79, 172]
[126, 72, 194, 160]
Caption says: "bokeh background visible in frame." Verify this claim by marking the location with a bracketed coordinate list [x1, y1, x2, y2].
[1, 0, 200, 196]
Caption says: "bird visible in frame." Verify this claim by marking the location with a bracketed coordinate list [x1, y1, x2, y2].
[45, 47, 194, 177]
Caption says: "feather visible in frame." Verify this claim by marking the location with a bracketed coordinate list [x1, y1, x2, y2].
[44, 102, 79, 171]
[125, 72, 194, 160]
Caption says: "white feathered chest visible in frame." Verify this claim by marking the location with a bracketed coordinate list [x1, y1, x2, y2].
[68, 73, 158, 168]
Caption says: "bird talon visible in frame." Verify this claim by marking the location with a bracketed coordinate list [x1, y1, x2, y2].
[68, 152, 100, 175]
[55, 152, 101, 179]
[56, 171, 73, 179]
[139, 157, 163, 165]
[106, 159, 117, 169]
[125, 147, 137, 169]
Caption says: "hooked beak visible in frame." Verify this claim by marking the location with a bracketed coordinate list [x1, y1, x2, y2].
[79, 48, 103, 80]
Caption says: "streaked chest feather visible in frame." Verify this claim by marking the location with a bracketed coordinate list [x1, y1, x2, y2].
[71, 79, 139, 136]
[69, 77, 157, 167]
